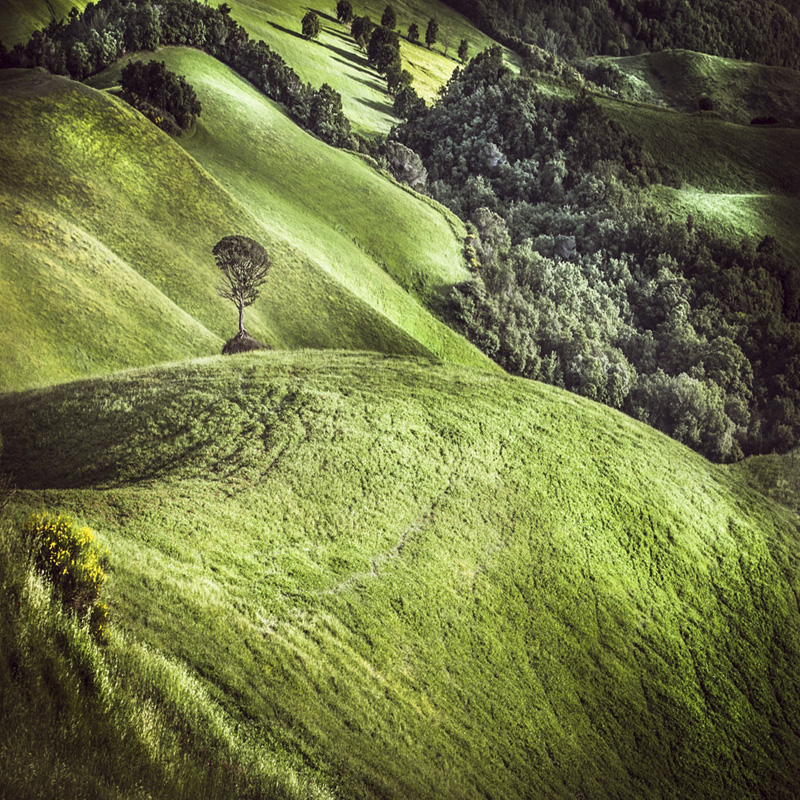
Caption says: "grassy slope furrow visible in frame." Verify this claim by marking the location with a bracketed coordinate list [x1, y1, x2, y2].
[0, 65, 490, 390]
[2, 351, 800, 799]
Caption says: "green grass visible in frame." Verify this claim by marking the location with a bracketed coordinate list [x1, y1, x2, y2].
[598, 92, 800, 257]
[0, 62, 490, 391]
[221, 0, 519, 135]
[604, 49, 800, 127]
[731, 448, 800, 517]
[2, 351, 800, 798]
[0, 0, 88, 46]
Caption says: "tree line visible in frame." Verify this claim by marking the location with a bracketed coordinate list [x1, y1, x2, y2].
[443, 0, 800, 68]
[393, 48, 800, 461]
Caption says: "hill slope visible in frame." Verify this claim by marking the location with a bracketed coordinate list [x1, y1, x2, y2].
[0, 64, 489, 391]
[598, 91, 800, 259]
[222, 0, 519, 134]
[0, 0, 87, 46]
[604, 49, 800, 127]
[2, 351, 800, 798]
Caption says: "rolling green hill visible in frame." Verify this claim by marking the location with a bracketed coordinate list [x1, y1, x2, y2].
[0, 0, 87, 46]
[2, 351, 800, 798]
[0, 0, 518, 136]
[604, 49, 800, 127]
[221, 0, 519, 134]
[0, 61, 489, 391]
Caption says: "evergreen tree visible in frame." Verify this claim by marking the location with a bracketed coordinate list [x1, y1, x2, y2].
[425, 18, 439, 49]
[301, 11, 320, 40]
[408, 22, 420, 43]
[336, 0, 354, 24]
[381, 5, 397, 29]
[458, 38, 469, 62]
[368, 26, 401, 74]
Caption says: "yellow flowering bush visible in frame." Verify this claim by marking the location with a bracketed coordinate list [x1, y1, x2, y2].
[23, 512, 110, 643]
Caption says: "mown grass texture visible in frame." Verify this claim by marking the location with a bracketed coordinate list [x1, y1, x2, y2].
[2, 351, 800, 799]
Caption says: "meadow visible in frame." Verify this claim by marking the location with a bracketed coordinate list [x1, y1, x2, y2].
[0, 58, 490, 392]
[2, 351, 800, 798]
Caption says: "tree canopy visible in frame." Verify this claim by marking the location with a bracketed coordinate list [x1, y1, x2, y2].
[213, 236, 272, 335]
[302, 11, 321, 40]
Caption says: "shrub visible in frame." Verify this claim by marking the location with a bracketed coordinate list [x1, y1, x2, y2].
[23, 512, 110, 643]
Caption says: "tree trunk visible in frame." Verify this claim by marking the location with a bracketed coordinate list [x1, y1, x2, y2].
[238, 303, 244, 335]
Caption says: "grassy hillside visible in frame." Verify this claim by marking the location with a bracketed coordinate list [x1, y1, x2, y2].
[605, 49, 800, 127]
[0, 63, 489, 391]
[0, 0, 88, 46]
[732, 449, 800, 518]
[2, 351, 800, 799]
[599, 93, 800, 259]
[222, 0, 519, 134]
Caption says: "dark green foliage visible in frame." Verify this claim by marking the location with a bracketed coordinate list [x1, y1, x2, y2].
[393, 84, 427, 120]
[213, 235, 271, 336]
[381, 4, 397, 30]
[407, 21, 419, 44]
[394, 47, 800, 459]
[8, 0, 355, 149]
[443, 0, 800, 68]
[120, 59, 201, 133]
[425, 18, 438, 48]
[336, 0, 354, 24]
[458, 38, 469, 63]
[367, 25, 401, 74]
[386, 63, 413, 95]
[351, 15, 375, 49]
[301, 10, 320, 40]
[699, 95, 714, 111]
[380, 140, 428, 191]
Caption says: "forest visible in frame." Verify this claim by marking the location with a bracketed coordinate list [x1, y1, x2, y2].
[394, 48, 800, 460]
[446, 0, 800, 67]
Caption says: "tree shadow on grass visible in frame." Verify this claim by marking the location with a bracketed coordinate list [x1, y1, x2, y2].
[325, 42, 372, 72]
[358, 95, 398, 119]
[267, 21, 307, 41]
[305, 7, 339, 25]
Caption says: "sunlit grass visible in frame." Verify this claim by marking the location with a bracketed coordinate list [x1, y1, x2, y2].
[2, 351, 800, 798]
[0, 59, 490, 391]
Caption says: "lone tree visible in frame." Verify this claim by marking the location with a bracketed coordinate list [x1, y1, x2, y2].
[213, 235, 271, 335]
[336, 0, 353, 24]
[458, 38, 469, 62]
[302, 10, 320, 39]
[425, 18, 438, 49]
[407, 22, 419, 43]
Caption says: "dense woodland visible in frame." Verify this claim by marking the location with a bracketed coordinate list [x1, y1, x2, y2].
[394, 49, 800, 460]
[446, 0, 800, 68]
